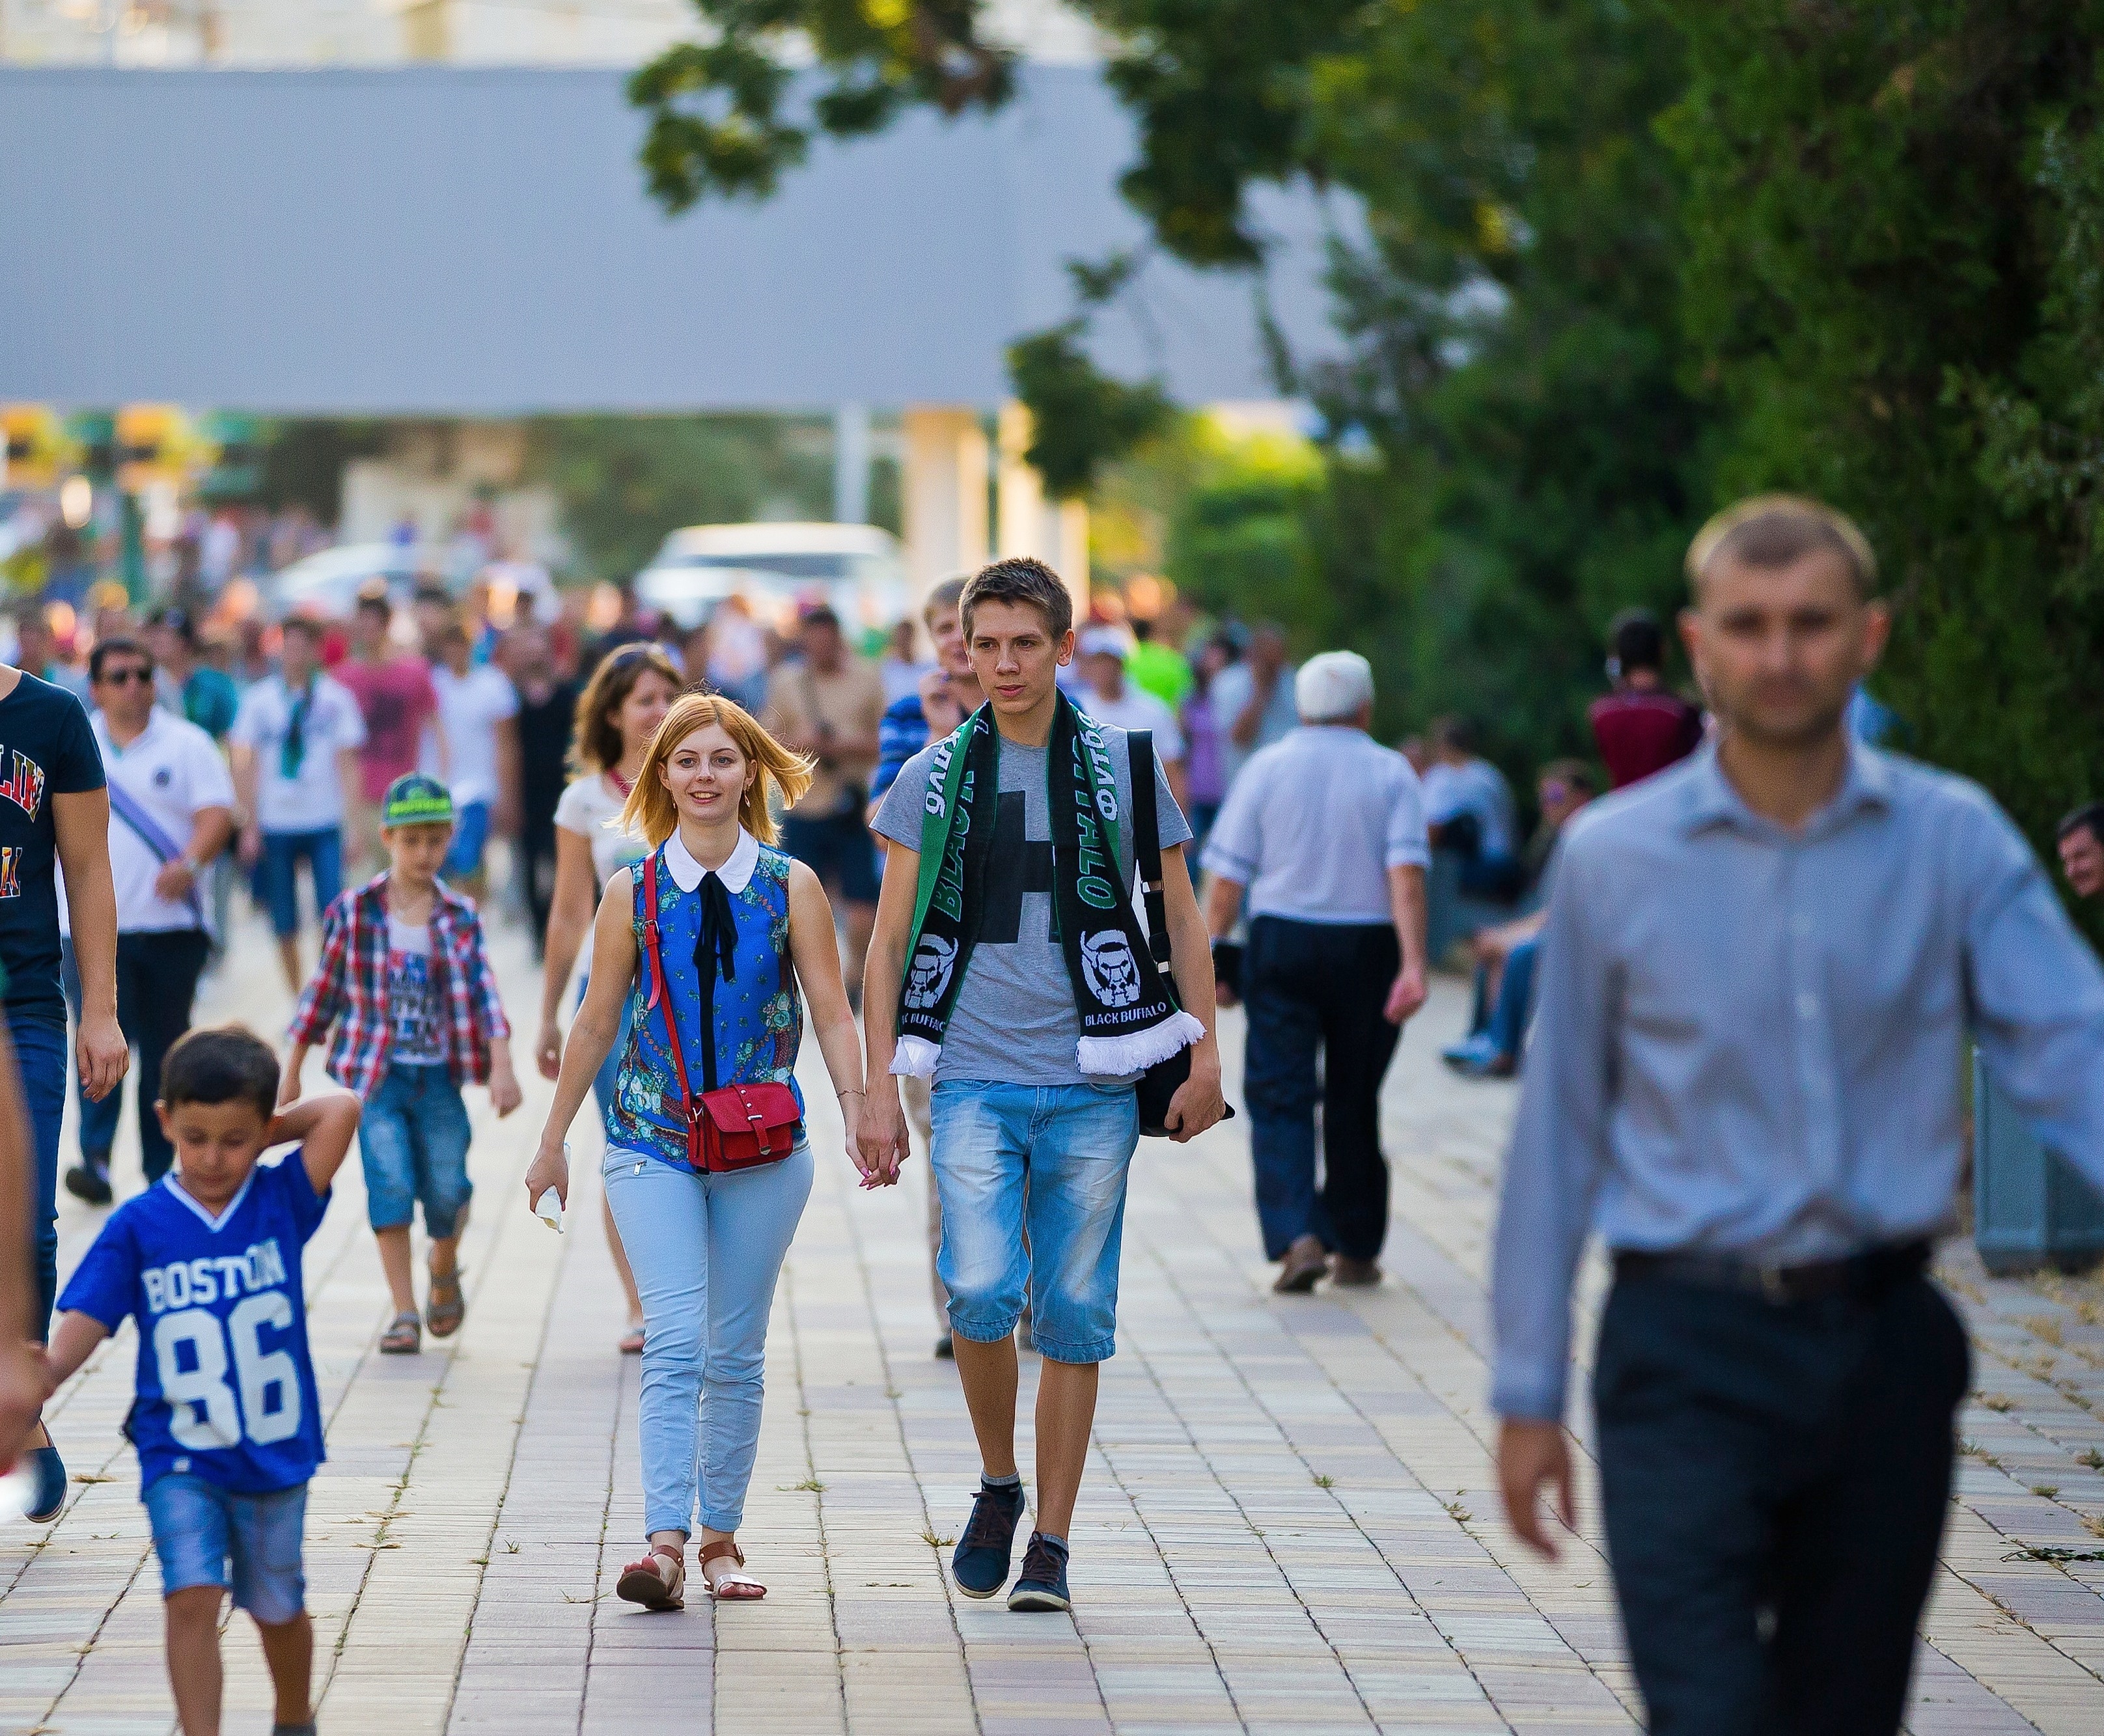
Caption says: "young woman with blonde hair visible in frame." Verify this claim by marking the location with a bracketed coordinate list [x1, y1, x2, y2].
[525, 692, 886, 1607]
[536, 643, 682, 1351]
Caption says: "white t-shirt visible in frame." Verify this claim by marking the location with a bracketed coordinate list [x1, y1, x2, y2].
[230, 672, 367, 834]
[1077, 685, 1186, 762]
[428, 664, 518, 808]
[553, 773, 649, 888]
[59, 710, 235, 936]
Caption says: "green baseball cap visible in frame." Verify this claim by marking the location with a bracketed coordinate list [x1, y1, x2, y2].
[381, 773, 455, 829]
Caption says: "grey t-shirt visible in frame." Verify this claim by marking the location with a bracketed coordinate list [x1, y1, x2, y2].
[872, 721, 1193, 1085]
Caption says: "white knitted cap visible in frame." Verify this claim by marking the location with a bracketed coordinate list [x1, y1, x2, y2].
[1295, 650, 1374, 723]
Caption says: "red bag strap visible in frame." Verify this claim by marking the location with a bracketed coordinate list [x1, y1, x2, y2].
[640, 851, 701, 1138]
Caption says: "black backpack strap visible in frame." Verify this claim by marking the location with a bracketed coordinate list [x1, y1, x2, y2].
[1129, 731, 1172, 966]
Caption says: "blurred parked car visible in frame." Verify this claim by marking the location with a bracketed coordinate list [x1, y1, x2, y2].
[634, 523, 908, 635]
[262, 543, 424, 620]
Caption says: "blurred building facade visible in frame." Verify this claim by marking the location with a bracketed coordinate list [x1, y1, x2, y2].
[0, 0, 1099, 68]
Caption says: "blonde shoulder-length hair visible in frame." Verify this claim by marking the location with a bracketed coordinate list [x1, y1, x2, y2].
[618, 691, 815, 849]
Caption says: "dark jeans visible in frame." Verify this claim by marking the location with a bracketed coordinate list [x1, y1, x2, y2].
[520, 820, 558, 959]
[1241, 916, 1400, 1261]
[1467, 936, 1540, 1061]
[8, 1012, 67, 1340]
[66, 930, 211, 1185]
[1594, 1268, 1971, 1735]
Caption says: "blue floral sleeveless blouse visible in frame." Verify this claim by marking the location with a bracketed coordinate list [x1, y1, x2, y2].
[604, 838, 805, 1168]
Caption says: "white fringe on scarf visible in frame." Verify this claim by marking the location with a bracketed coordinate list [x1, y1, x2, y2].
[890, 1035, 942, 1079]
[1075, 1008, 1207, 1079]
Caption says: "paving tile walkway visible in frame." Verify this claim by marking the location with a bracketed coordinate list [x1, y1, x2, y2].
[5, 911, 2103, 1733]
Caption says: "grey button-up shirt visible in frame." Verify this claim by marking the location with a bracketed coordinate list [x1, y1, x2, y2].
[1491, 741, 2104, 1422]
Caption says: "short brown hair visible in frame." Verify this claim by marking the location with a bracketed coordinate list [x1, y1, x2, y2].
[922, 577, 969, 627]
[1686, 495, 1878, 598]
[570, 642, 685, 776]
[961, 557, 1073, 642]
[161, 1025, 280, 1118]
[618, 691, 814, 848]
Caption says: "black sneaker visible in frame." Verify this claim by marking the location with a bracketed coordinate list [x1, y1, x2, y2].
[1007, 1532, 1070, 1612]
[934, 1333, 954, 1360]
[64, 1159, 112, 1206]
[951, 1480, 1025, 1599]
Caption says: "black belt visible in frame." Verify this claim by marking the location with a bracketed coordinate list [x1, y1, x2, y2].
[1611, 1239, 1931, 1305]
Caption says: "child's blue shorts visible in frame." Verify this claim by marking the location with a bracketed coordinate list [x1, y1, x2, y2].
[144, 1472, 308, 1625]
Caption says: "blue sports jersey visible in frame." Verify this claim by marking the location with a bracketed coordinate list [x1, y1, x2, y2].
[59, 1153, 331, 1496]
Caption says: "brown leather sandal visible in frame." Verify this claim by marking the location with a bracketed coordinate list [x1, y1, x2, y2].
[699, 1538, 765, 1599]
[615, 1543, 685, 1611]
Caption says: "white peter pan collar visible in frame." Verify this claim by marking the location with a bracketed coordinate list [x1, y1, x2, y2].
[664, 827, 758, 895]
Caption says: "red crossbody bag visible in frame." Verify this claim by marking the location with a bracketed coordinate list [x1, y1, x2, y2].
[639, 851, 802, 1172]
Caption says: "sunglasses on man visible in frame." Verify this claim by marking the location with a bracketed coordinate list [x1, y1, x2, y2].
[95, 664, 156, 687]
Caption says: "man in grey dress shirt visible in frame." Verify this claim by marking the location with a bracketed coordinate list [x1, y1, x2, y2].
[1491, 495, 2104, 1735]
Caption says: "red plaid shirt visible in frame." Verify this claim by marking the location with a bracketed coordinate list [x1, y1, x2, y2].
[288, 874, 512, 1100]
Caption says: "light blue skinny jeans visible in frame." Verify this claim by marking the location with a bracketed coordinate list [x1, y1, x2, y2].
[602, 1140, 813, 1539]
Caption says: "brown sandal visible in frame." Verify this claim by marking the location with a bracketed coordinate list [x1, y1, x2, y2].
[426, 1264, 465, 1338]
[615, 1543, 685, 1611]
[379, 1312, 421, 1355]
[700, 1538, 766, 1599]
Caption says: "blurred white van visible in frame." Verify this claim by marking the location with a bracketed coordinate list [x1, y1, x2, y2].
[634, 523, 908, 635]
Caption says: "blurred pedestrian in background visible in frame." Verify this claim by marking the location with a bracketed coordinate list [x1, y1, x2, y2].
[879, 616, 930, 706]
[426, 618, 519, 901]
[1126, 615, 1192, 710]
[1493, 496, 2104, 1735]
[60, 637, 232, 1205]
[512, 625, 579, 950]
[14, 607, 89, 700]
[1210, 621, 1297, 793]
[1423, 716, 1522, 900]
[0, 641, 124, 1524]
[764, 605, 885, 991]
[1203, 651, 1429, 1293]
[145, 607, 240, 741]
[1588, 607, 1703, 789]
[1180, 635, 1234, 851]
[2058, 803, 2104, 900]
[337, 590, 444, 877]
[1075, 627, 1187, 812]
[1441, 760, 1595, 1080]
[537, 642, 681, 1356]
[230, 616, 366, 995]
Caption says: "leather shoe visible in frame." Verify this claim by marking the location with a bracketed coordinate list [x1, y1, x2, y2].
[1273, 1234, 1329, 1294]
[1332, 1257, 1382, 1288]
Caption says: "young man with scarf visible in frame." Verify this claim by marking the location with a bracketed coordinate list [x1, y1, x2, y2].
[863, 556, 1226, 1614]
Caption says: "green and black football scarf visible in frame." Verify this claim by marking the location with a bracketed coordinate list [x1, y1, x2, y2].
[892, 692, 1203, 1079]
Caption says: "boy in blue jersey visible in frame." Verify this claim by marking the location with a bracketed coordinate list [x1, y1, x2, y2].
[43, 1025, 359, 1736]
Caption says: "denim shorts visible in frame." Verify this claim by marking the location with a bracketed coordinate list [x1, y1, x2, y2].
[930, 1081, 1139, 1364]
[145, 1472, 308, 1625]
[259, 827, 343, 937]
[360, 1063, 473, 1235]
[443, 800, 490, 879]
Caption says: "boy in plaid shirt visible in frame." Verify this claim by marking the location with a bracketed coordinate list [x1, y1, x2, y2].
[285, 774, 521, 1354]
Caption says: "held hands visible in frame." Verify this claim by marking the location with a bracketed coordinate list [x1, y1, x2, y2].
[522, 1140, 570, 1213]
[1384, 965, 1428, 1026]
[1498, 1418, 1577, 1560]
[534, 1019, 564, 1082]
[853, 1086, 908, 1189]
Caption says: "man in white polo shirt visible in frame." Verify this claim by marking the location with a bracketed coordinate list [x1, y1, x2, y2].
[59, 636, 234, 1204]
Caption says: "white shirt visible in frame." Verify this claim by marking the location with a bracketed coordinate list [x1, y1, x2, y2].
[1208, 659, 1300, 790]
[1420, 756, 1517, 858]
[61, 710, 234, 936]
[427, 663, 518, 808]
[1078, 685, 1186, 762]
[553, 772, 649, 887]
[1202, 725, 1430, 925]
[230, 672, 366, 834]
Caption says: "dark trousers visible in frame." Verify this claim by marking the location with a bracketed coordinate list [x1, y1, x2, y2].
[520, 820, 558, 958]
[1594, 1269, 1971, 1735]
[1241, 916, 1400, 1261]
[65, 929, 212, 1185]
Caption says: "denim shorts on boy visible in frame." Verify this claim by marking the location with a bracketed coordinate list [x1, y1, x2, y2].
[929, 1081, 1139, 1364]
[259, 827, 343, 938]
[358, 1062, 473, 1236]
[145, 1472, 308, 1624]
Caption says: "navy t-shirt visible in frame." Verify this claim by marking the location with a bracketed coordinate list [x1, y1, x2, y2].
[0, 672, 105, 1024]
[59, 1153, 332, 1495]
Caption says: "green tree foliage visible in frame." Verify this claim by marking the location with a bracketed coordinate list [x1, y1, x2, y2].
[1664, 1, 2104, 851]
[525, 414, 831, 581]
